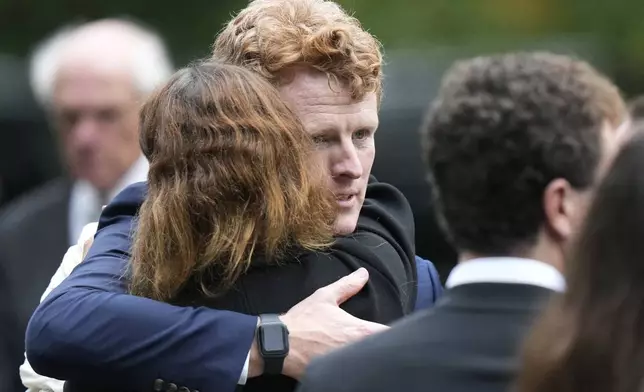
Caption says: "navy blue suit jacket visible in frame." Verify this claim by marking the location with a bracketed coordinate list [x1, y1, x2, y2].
[26, 180, 441, 392]
[414, 256, 443, 310]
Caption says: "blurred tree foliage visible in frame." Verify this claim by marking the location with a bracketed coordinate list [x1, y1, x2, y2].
[338, 0, 644, 95]
[1, 0, 643, 94]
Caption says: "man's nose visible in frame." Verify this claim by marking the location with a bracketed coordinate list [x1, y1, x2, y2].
[71, 117, 100, 148]
[331, 142, 363, 180]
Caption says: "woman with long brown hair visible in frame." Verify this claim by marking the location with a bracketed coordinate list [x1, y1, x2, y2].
[131, 61, 335, 302]
[116, 60, 416, 391]
[517, 127, 644, 392]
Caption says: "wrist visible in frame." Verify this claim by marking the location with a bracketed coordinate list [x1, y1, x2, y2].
[278, 314, 301, 379]
[249, 314, 291, 378]
[248, 337, 264, 378]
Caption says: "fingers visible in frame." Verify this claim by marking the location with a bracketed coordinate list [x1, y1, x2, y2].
[319, 268, 369, 305]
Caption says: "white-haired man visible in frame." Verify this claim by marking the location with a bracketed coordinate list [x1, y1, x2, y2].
[0, 18, 173, 392]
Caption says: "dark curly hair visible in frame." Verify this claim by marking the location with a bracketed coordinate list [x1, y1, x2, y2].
[422, 52, 626, 256]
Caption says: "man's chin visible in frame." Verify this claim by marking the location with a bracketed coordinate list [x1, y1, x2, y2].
[78, 171, 113, 190]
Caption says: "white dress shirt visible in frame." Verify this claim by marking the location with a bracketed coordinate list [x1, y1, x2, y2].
[446, 257, 566, 292]
[68, 155, 149, 245]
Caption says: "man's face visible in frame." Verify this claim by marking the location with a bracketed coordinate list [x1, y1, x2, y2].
[278, 69, 379, 234]
[52, 65, 141, 191]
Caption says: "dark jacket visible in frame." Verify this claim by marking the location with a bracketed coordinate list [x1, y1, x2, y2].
[298, 283, 554, 392]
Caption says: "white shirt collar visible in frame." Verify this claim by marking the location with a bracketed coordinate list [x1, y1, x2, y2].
[106, 154, 150, 201]
[68, 155, 149, 244]
[445, 257, 566, 292]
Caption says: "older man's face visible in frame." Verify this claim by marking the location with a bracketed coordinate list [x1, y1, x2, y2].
[279, 68, 379, 235]
[52, 64, 141, 191]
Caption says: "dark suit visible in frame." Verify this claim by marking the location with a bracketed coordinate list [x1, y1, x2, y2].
[298, 283, 554, 392]
[27, 177, 440, 392]
[0, 177, 69, 391]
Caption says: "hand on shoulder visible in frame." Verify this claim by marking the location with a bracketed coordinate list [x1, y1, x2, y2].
[249, 268, 389, 380]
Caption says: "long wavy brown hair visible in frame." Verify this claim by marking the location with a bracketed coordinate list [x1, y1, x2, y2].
[130, 61, 335, 301]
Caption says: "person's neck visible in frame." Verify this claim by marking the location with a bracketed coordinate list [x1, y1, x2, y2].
[82, 153, 146, 201]
[459, 241, 564, 274]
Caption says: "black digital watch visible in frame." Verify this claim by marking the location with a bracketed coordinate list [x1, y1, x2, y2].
[257, 314, 290, 375]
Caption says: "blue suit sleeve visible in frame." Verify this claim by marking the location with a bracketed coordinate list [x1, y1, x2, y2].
[427, 258, 444, 301]
[413, 256, 443, 311]
[25, 183, 257, 392]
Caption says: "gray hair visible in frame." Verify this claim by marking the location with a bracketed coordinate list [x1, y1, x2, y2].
[29, 18, 174, 107]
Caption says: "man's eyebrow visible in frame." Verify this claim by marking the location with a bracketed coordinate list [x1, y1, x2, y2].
[308, 119, 379, 135]
[309, 130, 338, 140]
[308, 125, 337, 135]
[353, 120, 379, 131]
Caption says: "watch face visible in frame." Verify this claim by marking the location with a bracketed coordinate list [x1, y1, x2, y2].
[260, 324, 289, 356]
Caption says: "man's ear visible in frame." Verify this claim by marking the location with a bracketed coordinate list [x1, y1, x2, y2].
[542, 178, 576, 241]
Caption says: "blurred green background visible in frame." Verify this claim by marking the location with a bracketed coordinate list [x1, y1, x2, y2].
[1, 0, 644, 94]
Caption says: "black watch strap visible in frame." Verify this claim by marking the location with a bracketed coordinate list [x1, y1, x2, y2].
[259, 313, 281, 325]
[258, 314, 289, 375]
